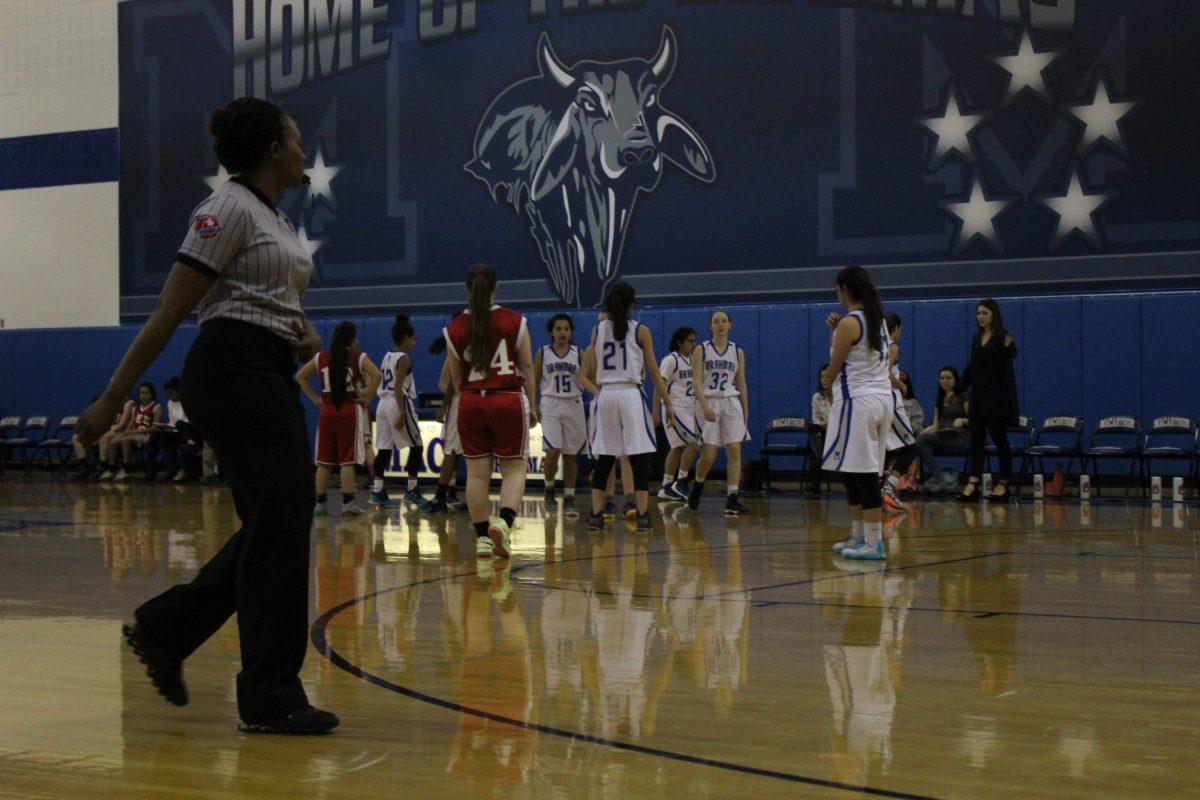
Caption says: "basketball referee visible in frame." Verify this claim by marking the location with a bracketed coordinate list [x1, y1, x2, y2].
[77, 97, 337, 735]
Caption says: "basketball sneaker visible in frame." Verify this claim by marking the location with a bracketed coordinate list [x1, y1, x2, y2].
[123, 624, 187, 707]
[602, 499, 616, 520]
[485, 517, 512, 559]
[342, 502, 366, 517]
[624, 499, 638, 520]
[238, 705, 340, 736]
[843, 540, 886, 560]
[402, 489, 428, 508]
[427, 498, 449, 514]
[562, 496, 579, 517]
[882, 482, 906, 512]
[587, 513, 606, 531]
[687, 481, 705, 511]
[636, 513, 652, 533]
[449, 499, 469, 513]
[672, 480, 691, 499]
[724, 495, 750, 516]
[658, 482, 684, 501]
[544, 488, 557, 509]
[369, 492, 399, 509]
[832, 534, 862, 553]
[475, 535, 495, 557]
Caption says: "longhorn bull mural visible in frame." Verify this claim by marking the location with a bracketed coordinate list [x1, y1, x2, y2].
[465, 27, 716, 307]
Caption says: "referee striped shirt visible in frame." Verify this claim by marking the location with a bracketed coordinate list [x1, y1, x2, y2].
[176, 177, 313, 343]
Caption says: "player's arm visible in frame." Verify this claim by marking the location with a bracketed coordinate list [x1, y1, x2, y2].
[692, 349, 715, 422]
[76, 264, 215, 446]
[821, 316, 860, 391]
[152, 404, 164, 425]
[359, 354, 382, 405]
[436, 359, 454, 423]
[653, 356, 675, 428]
[639, 326, 673, 427]
[294, 357, 323, 408]
[113, 401, 134, 432]
[392, 354, 412, 429]
[581, 342, 598, 396]
[735, 347, 749, 424]
[888, 343, 905, 391]
[532, 347, 544, 408]
[517, 329, 538, 428]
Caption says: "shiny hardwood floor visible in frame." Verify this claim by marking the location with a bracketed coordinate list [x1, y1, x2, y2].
[1, 477, 1198, 799]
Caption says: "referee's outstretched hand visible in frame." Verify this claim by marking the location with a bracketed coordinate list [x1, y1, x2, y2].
[77, 392, 125, 447]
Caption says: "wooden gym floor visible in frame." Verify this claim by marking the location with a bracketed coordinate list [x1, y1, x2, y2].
[1, 478, 1198, 799]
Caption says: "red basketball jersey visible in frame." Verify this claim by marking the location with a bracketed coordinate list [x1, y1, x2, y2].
[133, 401, 159, 430]
[445, 306, 528, 392]
[316, 348, 365, 404]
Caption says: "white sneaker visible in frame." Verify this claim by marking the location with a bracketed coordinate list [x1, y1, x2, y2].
[173, 470, 186, 482]
[843, 540, 886, 560]
[342, 502, 366, 517]
[657, 486, 676, 501]
[114, 468, 128, 482]
[99, 469, 115, 481]
[832, 535, 863, 553]
[882, 482, 906, 512]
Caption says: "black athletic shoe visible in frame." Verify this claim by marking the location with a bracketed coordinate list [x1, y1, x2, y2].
[687, 482, 704, 511]
[587, 513, 606, 531]
[427, 498, 449, 514]
[636, 513, 652, 532]
[724, 497, 750, 516]
[239, 705, 340, 735]
[123, 624, 188, 707]
[544, 488, 557, 509]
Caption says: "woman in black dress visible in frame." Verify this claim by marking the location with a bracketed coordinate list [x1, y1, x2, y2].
[958, 299, 1019, 502]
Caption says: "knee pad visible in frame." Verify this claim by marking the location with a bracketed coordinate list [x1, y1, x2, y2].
[591, 455, 616, 490]
[857, 472, 883, 511]
[628, 453, 652, 492]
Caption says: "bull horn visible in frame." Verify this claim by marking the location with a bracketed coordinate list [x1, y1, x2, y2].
[650, 26, 676, 82]
[538, 32, 574, 89]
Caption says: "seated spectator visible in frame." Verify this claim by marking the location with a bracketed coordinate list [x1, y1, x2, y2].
[96, 397, 136, 481]
[110, 383, 162, 482]
[808, 363, 833, 494]
[915, 366, 969, 493]
[146, 377, 203, 481]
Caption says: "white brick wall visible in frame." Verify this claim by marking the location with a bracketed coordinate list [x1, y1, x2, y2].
[0, 183, 119, 329]
[0, 0, 121, 329]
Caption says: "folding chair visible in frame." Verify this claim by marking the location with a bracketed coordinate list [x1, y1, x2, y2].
[1, 416, 29, 476]
[760, 417, 810, 491]
[34, 416, 78, 474]
[1017, 415, 1084, 492]
[16, 417, 50, 475]
[1140, 416, 1198, 499]
[1081, 416, 1142, 497]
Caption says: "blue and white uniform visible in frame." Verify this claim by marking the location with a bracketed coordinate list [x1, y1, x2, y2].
[885, 346, 916, 452]
[539, 344, 587, 454]
[822, 310, 893, 474]
[376, 350, 422, 451]
[660, 351, 699, 449]
[696, 340, 749, 447]
[588, 319, 657, 457]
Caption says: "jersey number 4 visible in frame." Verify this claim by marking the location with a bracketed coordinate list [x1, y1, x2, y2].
[467, 339, 515, 382]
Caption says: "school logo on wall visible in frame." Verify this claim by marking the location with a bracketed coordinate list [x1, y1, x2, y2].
[465, 27, 715, 308]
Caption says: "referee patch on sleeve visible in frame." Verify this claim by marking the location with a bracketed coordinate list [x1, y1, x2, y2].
[193, 214, 222, 240]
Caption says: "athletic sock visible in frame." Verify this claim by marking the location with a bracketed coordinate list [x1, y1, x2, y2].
[564, 488, 575, 498]
[676, 469, 689, 482]
[500, 507, 516, 528]
[435, 484, 449, 501]
[851, 519, 864, 541]
[864, 521, 883, 546]
[407, 477, 418, 492]
[727, 485, 738, 496]
[373, 478, 384, 493]
[342, 493, 355, 505]
[317, 493, 328, 504]
[662, 475, 673, 489]
[474, 521, 490, 538]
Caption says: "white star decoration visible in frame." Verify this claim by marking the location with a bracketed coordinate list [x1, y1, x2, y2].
[992, 31, 1059, 101]
[942, 178, 1012, 253]
[1037, 170, 1111, 249]
[1067, 77, 1136, 153]
[201, 164, 231, 192]
[295, 226, 325, 258]
[305, 145, 342, 207]
[919, 89, 986, 167]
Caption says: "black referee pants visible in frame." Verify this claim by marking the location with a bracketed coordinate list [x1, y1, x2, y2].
[134, 319, 315, 722]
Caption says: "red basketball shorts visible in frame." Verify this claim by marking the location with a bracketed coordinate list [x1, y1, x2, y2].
[316, 402, 363, 466]
[457, 392, 529, 460]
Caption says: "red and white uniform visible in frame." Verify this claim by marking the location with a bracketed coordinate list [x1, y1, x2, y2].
[314, 347, 367, 467]
[444, 305, 530, 459]
[131, 401, 159, 444]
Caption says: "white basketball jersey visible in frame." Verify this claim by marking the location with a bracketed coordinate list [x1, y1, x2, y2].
[594, 319, 645, 386]
[835, 310, 892, 399]
[540, 344, 582, 398]
[660, 352, 694, 404]
[377, 350, 416, 400]
[699, 340, 740, 398]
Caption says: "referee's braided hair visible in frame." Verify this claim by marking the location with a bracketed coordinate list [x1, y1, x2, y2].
[329, 321, 357, 409]
[835, 265, 885, 354]
[465, 263, 497, 377]
[209, 97, 285, 174]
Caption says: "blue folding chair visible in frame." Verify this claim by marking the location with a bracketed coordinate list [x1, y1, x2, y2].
[760, 416, 812, 491]
[1082, 416, 1143, 497]
[1, 416, 27, 476]
[1017, 415, 1084, 492]
[1140, 416, 1198, 498]
[34, 416, 78, 473]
